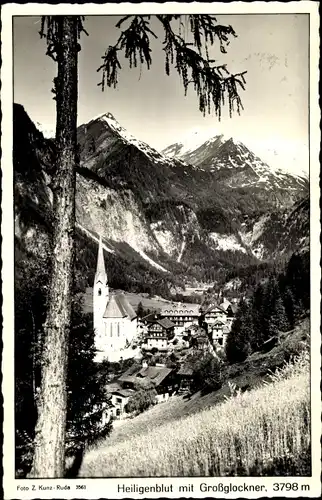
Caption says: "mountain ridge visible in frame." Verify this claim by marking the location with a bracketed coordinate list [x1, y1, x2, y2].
[14, 103, 309, 295]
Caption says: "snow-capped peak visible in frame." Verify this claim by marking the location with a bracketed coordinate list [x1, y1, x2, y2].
[162, 128, 239, 159]
[88, 112, 177, 167]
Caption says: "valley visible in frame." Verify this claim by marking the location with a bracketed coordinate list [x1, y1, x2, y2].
[14, 102, 311, 479]
[14, 103, 309, 297]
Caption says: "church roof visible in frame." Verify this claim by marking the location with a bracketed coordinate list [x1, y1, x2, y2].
[95, 236, 107, 285]
[103, 293, 137, 321]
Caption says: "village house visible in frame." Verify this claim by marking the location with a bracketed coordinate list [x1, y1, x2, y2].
[220, 298, 238, 317]
[202, 303, 228, 327]
[118, 362, 177, 403]
[139, 313, 175, 351]
[201, 299, 237, 348]
[105, 382, 135, 419]
[210, 318, 230, 347]
[177, 365, 194, 394]
[160, 303, 200, 337]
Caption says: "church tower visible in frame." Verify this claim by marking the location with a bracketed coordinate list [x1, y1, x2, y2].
[93, 236, 109, 338]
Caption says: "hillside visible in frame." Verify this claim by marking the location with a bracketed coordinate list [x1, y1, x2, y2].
[79, 318, 310, 477]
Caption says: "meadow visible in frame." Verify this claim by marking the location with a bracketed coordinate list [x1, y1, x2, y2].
[79, 351, 310, 477]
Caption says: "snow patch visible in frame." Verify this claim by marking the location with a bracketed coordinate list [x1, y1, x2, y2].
[76, 223, 115, 253]
[209, 233, 247, 254]
[135, 249, 168, 273]
[177, 237, 186, 263]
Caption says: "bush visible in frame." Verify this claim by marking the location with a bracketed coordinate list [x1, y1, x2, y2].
[125, 388, 157, 415]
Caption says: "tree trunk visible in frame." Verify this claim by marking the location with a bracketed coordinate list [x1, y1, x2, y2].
[31, 17, 78, 478]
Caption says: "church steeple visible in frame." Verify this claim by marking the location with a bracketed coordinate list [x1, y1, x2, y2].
[95, 235, 107, 286]
[93, 235, 109, 341]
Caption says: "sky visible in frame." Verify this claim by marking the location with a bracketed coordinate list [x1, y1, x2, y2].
[13, 14, 309, 175]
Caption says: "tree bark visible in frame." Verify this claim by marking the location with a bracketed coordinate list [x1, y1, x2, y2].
[31, 17, 78, 478]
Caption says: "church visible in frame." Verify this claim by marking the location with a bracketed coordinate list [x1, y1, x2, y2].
[93, 237, 137, 361]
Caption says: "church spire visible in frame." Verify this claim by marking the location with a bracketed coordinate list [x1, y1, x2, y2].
[95, 235, 107, 285]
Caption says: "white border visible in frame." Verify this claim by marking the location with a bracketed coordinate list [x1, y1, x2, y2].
[2, 2, 321, 499]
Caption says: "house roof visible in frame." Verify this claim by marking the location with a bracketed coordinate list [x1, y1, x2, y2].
[160, 303, 200, 317]
[141, 312, 160, 323]
[137, 366, 173, 386]
[219, 299, 232, 311]
[117, 375, 138, 384]
[106, 381, 122, 393]
[113, 388, 134, 398]
[103, 293, 136, 320]
[156, 318, 175, 329]
[143, 316, 175, 331]
[118, 364, 173, 387]
[204, 303, 227, 315]
[106, 381, 134, 398]
[118, 365, 139, 382]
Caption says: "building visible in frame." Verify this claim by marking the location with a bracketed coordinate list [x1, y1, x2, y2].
[177, 365, 194, 393]
[202, 304, 228, 327]
[141, 315, 175, 351]
[105, 382, 135, 419]
[201, 299, 237, 348]
[160, 303, 200, 336]
[119, 362, 177, 403]
[93, 237, 137, 361]
[210, 318, 227, 347]
[220, 299, 238, 317]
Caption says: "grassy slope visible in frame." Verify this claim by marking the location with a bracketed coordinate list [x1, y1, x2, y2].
[79, 318, 310, 477]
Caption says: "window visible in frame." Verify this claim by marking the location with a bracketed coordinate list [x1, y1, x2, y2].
[110, 323, 113, 337]
[116, 397, 122, 404]
[98, 288, 101, 296]
[117, 323, 120, 337]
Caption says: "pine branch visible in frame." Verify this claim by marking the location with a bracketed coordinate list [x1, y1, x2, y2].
[97, 14, 247, 119]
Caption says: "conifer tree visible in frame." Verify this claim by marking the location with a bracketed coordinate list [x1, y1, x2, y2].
[266, 275, 289, 338]
[268, 294, 289, 337]
[34, 14, 246, 477]
[251, 284, 266, 350]
[136, 301, 144, 318]
[283, 285, 297, 329]
[226, 299, 252, 363]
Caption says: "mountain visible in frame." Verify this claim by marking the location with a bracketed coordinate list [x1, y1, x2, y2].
[14, 103, 309, 297]
[162, 131, 308, 208]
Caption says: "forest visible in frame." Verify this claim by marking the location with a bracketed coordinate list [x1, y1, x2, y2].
[225, 250, 310, 363]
